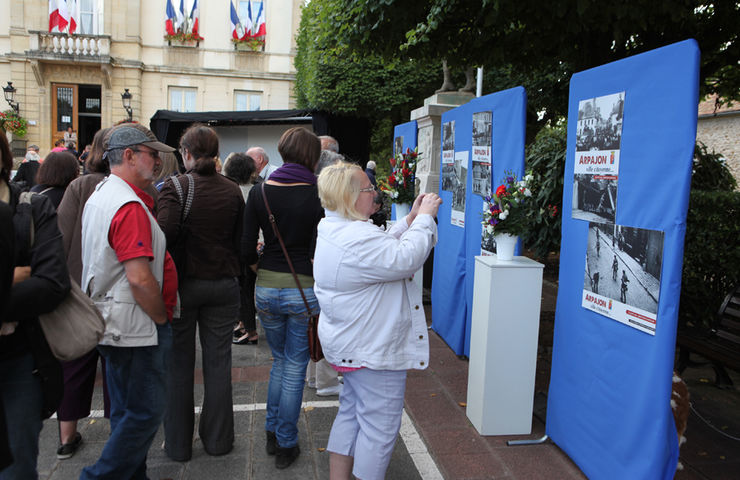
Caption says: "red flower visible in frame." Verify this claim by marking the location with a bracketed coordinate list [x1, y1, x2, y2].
[389, 157, 396, 168]
[388, 175, 396, 186]
[495, 185, 507, 197]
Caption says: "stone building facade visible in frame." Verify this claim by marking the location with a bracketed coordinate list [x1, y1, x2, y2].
[0, 0, 302, 155]
[696, 96, 740, 184]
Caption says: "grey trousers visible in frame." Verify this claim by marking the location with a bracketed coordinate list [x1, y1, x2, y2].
[164, 276, 240, 461]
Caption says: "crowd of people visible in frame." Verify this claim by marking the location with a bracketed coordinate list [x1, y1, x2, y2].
[0, 121, 441, 480]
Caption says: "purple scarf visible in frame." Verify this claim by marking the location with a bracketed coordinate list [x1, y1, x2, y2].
[268, 163, 317, 185]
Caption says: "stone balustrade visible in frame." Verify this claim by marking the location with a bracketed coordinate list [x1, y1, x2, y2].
[28, 31, 110, 58]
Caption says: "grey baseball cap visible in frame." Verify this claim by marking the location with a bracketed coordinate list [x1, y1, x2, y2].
[106, 125, 175, 153]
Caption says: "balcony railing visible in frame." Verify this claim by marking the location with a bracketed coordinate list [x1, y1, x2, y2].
[28, 31, 110, 59]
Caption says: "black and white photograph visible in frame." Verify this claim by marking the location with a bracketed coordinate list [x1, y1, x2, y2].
[481, 221, 495, 256]
[443, 120, 455, 151]
[576, 92, 624, 152]
[394, 136, 404, 156]
[451, 151, 468, 227]
[441, 121, 456, 191]
[471, 111, 492, 196]
[572, 91, 624, 223]
[572, 173, 617, 223]
[582, 222, 664, 335]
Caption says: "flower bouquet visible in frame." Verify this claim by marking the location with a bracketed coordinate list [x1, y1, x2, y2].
[379, 147, 418, 205]
[0, 110, 27, 138]
[482, 172, 535, 258]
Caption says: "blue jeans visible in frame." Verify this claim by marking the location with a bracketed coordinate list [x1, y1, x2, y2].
[256, 286, 318, 448]
[0, 352, 44, 480]
[80, 323, 172, 480]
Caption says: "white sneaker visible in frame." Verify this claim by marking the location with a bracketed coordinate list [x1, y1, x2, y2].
[316, 384, 343, 397]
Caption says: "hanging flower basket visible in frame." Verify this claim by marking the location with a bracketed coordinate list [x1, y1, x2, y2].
[0, 110, 28, 138]
[165, 31, 203, 47]
[232, 36, 265, 52]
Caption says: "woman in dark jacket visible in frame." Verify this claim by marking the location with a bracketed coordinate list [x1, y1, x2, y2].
[157, 124, 245, 461]
[242, 127, 324, 469]
[0, 129, 70, 479]
[53, 127, 111, 460]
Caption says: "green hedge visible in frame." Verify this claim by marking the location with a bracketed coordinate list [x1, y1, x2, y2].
[680, 190, 740, 327]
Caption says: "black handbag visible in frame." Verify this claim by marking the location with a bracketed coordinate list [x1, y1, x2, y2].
[260, 183, 323, 362]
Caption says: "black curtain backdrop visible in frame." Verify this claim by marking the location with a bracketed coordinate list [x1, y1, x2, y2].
[150, 109, 370, 168]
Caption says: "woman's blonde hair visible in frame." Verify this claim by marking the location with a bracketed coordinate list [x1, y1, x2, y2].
[317, 161, 367, 221]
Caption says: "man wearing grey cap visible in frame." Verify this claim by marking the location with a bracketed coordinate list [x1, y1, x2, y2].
[79, 125, 179, 479]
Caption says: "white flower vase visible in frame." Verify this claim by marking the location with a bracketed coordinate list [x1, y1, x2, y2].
[494, 233, 517, 261]
[394, 202, 411, 220]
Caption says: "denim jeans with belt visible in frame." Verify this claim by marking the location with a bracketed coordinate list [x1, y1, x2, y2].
[80, 323, 172, 480]
[256, 286, 318, 448]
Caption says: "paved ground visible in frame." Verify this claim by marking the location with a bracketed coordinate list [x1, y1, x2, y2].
[36, 278, 740, 479]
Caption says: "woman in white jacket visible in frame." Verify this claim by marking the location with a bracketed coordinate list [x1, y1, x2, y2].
[314, 162, 441, 480]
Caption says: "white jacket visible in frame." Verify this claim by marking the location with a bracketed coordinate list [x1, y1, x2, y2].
[314, 210, 437, 371]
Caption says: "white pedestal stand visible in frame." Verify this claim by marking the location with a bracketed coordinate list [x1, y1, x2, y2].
[466, 255, 544, 435]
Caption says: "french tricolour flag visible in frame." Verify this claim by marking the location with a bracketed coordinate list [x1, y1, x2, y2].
[251, 1, 266, 37]
[190, 0, 200, 37]
[165, 0, 177, 35]
[68, 0, 79, 34]
[49, 0, 69, 32]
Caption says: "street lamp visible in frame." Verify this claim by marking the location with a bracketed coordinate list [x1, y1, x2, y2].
[3, 82, 19, 113]
[121, 88, 133, 122]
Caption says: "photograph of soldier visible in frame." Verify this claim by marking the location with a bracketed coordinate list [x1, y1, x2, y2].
[471, 111, 492, 196]
[583, 222, 663, 314]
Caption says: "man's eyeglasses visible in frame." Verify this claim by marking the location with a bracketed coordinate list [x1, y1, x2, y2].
[131, 148, 159, 159]
[358, 186, 376, 193]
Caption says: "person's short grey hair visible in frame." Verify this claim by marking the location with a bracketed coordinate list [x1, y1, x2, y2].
[247, 146, 269, 164]
[315, 150, 344, 175]
[106, 148, 125, 167]
[366, 160, 376, 170]
[28, 144, 40, 152]
[319, 135, 339, 153]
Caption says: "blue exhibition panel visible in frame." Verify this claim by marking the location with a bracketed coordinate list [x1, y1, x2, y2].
[431, 87, 526, 356]
[546, 40, 699, 479]
[391, 121, 418, 220]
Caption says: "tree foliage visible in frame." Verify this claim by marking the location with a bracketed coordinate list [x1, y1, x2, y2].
[329, 0, 740, 109]
[295, 0, 438, 121]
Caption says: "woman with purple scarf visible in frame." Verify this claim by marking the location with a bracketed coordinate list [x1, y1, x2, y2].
[242, 127, 323, 469]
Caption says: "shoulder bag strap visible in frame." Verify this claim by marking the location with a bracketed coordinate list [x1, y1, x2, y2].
[260, 183, 314, 315]
[171, 174, 195, 223]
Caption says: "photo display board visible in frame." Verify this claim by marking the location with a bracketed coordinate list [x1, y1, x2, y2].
[432, 87, 526, 356]
[546, 40, 699, 479]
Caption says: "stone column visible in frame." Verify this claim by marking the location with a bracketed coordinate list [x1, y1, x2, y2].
[411, 92, 474, 194]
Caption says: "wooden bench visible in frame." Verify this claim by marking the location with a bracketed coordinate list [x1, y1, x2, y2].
[676, 285, 740, 388]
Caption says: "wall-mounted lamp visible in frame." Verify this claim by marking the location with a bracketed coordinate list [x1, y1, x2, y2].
[121, 88, 133, 122]
[3, 82, 19, 113]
